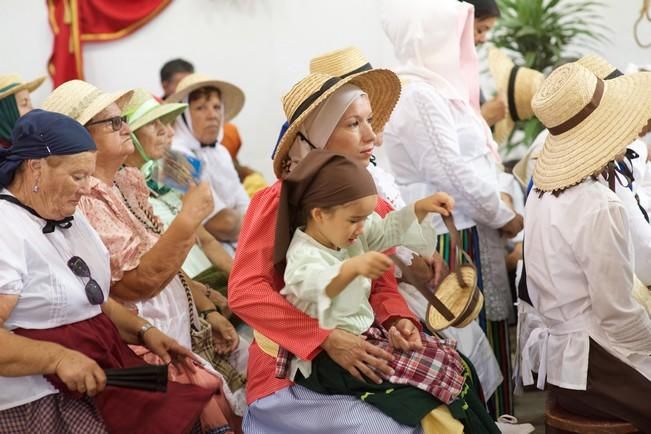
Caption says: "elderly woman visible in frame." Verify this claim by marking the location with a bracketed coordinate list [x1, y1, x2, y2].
[120, 88, 249, 382]
[229, 68, 499, 433]
[522, 63, 651, 430]
[0, 109, 214, 433]
[381, 0, 522, 416]
[0, 74, 45, 147]
[42, 81, 243, 432]
[167, 73, 250, 251]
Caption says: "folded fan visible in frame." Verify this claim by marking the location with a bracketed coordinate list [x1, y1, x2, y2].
[104, 364, 168, 392]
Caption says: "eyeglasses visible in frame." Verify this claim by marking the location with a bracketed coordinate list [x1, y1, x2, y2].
[67, 256, 105, 305]
[86, 115, 128, 132]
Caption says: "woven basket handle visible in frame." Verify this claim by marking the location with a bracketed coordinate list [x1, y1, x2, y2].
[442, 214, 472, 289]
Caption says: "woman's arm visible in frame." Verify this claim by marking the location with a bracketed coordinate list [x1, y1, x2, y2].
[196, 225, 233, 273]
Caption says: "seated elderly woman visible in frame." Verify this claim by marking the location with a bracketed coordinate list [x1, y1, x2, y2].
[0, 110, 214, 433]
[166, 73, 250, 252]
[522, 63, 651, 430]
[230, 68, 500, 433]
[0, 74, 45, 148]
[43, 81, 244, 432]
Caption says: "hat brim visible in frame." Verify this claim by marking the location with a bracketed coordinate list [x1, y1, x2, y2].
[534, 72, 651, 191]
[129, 102, 187, 132]
[272, 68, 401, 178]
[164, 79, 244, 122]
[0, 76, 46, 100]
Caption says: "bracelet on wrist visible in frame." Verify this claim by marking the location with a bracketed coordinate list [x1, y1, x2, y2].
[199, 308, 218, 319]
[137, 322, 155, 344]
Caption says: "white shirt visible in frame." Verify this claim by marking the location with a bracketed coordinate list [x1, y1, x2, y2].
[523, 180, 651, 390]
[0, 192, 111, 410]
[384, 80, 514, 234]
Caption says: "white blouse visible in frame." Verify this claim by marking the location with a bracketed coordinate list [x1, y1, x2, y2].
[523, 180, 651, 390]
[0, 190, 111, 410]
[383, 80, 514, 234]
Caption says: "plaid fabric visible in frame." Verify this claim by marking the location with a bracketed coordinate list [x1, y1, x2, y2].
[0, 394, 107, 434]
[365, 325, 465, 405]
[274, 347, 292, 379]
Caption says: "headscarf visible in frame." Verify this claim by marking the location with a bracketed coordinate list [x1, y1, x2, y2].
[285, 84, 365, 173]
[463, 0, 500, 19]
[273, 149, 377, 271]
[0, 109, 96, 187]
[0, 91, 20, 148]
[381, 0, 500, 161]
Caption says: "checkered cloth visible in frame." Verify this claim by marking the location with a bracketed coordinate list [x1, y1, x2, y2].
[0, 394, 107, 434]
[275, 324, 465, 404]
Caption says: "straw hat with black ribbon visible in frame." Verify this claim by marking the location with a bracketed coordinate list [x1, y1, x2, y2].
[42, 80, 133, 126]
[0, 74, 46, 101]
[272, 71, 400, 179]
[488, 47, 545, 145]
[512, 53, 624, 188]
[532, 63, 651, 192]
[164, 73, 244, 123]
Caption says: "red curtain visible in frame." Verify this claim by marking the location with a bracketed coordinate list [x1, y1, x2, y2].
[47, 0, 171, 87]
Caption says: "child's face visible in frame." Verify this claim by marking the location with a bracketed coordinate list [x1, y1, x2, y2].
[315, 194, 378, 249]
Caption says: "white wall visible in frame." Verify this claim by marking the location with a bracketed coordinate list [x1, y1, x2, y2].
[1, 0, 650, 180]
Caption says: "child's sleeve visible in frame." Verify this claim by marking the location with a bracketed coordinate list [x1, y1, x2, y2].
[363, 205, 437, 257]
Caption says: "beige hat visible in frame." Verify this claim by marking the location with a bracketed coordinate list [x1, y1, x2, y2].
[310, 46, 372, 77]
[123, 88, 187, 132]
[532, 63, 651, 192]
[488, 47, 545, 145]
[577, 54, 622, 80]
[164, 73, 244, 122]
[42, 80, 133, 126]
[0, 74, 46, 101]
[272, 70, 401, 178]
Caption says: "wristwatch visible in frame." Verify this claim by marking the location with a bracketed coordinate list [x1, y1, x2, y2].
[137, 322, 155, 343]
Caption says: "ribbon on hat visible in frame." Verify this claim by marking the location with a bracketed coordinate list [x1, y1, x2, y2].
[548, 79, 605, 136]
[0, 194, 73, 233]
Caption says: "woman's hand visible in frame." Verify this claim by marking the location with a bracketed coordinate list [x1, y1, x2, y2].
[349, 252, 393, 280]
[321, 328, 395, 384]
[206, 312, 239, 355]
[142, 327, 197, 373]
[206, 287, 232, 319]
[414, 192, 455, 221]
[500, 213, 524, 239]
[180, 181, 215, 225]
[481, 95, 507, 127]
[387, 318, 423, 351]
[54, 348, 107, 396]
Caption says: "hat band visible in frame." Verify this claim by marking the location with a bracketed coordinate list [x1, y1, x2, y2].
[548, 78, 604, 136]
[604, 69, 623, 80]
[289, 77, 341, 124]
[0, 83, 19, 94]
[507, 66, 521, 122]
[340, 62, 372, 79]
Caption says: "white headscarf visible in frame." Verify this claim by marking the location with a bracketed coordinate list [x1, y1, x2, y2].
[286, 83, 365, 172]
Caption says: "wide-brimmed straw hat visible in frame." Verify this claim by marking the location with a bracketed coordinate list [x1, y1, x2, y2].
[532, 63, 651, 192]
[272, 70, 401, 178]
[310, 46, 373, 77]
[164, 73, 244, 122]
[488, 47, 545, 145]
[0, 74, 46, 101]
[577, 54, 622, 80]
[123, 88, 187, 132]
[42, 80, 133, 126]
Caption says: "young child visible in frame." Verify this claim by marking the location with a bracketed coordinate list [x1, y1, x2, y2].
[272, 150, 468, 427]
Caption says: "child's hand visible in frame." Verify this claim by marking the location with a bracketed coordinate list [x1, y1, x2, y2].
[350, 252, 393, 279]
[414, 192, 455, 221]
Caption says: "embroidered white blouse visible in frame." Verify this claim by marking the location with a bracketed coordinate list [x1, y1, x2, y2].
[0, 190, 111, 410]
[383, 80, 515, 234]
[523, 179, 651, 390]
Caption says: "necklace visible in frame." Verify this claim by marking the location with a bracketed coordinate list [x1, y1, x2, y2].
[113, 180, 163, 235]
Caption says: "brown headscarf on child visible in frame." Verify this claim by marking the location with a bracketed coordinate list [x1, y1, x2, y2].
[273, 149, 377, 272]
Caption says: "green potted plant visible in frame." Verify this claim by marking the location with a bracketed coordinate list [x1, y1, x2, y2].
[491, 0, 609, 150]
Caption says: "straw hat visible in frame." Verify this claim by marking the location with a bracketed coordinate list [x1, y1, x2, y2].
[123, 88, 187, 132]
[488, 47, 545, 145]
[164, 73, 244, 122]
[272, 70, 401, 178]
[310, 46, 373, 77]
[577, 54, 622, 80]
[0, 74, 46, 101]
[42, 80, 133, 126]
[532, 63, 651, 192]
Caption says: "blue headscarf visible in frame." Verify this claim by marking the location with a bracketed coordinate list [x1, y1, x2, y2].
[0, 109, 96, 187]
